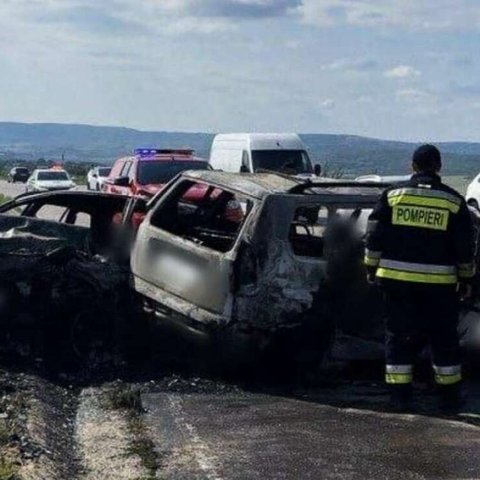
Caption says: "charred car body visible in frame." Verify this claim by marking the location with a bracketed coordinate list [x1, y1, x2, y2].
[0, 191, 146, 361]
[131, 172, 465, 368]
[1, 173, 479, 370]
[131, 171, 480, 368]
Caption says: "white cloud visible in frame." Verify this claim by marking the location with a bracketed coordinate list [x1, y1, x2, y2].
[297, 1, 480, 31]
[395, 89, 431, 102]
[322, 58, 377, 72]
[285, 39, 301, 49]
[145, 0, 301, 18]
[319, 98, 335, 109]
[384, 65, 421, 79]
[356, 95, 373, 104]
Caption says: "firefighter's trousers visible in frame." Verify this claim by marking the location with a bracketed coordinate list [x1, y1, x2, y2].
[383, 282, 462, 386]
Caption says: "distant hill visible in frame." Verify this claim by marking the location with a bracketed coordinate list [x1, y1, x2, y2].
[0, 122, 479, 176]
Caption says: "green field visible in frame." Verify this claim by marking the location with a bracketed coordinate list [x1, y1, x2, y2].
[443, 175, 472, 196]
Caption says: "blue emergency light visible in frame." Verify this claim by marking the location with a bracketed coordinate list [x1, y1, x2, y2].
[134, 148, 195, 158]
[135, 148, 160, 157]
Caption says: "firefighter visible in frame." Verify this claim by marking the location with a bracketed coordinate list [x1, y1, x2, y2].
[365, 144, 475, 411]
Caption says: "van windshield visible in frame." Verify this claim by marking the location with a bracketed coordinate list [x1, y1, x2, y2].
[138, 160, 209, 185]
[251, 150, 313, 174]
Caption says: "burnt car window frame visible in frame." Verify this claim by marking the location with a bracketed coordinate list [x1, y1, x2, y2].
[288, 204, 330, 259]
[280, 194, 380, 262]
[148, 178, 256, 255]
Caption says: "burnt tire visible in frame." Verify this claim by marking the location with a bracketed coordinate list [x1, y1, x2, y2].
[70, 310, 112, 359]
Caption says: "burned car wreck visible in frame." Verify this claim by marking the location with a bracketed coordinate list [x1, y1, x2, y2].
[131, 171, 480, 369]
[0, 190, 146, 361]
[1, 174, 479, 371]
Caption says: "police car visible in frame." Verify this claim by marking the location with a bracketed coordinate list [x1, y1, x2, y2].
[26, 168, 76, 193]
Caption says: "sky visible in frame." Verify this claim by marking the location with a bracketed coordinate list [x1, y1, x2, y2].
[0, 0, 480, 141]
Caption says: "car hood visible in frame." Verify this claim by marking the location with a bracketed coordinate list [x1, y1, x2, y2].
[137, 184, 164, 196]
[37, 180, 74, 188]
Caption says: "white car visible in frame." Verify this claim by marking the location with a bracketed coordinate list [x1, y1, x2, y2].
[26, 169, 76, 193]
[355, 174, 412, 183]
[87, 166, 112, 191]
[466, 173, 480, 209]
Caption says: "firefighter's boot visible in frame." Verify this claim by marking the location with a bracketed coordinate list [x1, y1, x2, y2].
[390, 384, 413, 412]
[438, 383, 464, 413]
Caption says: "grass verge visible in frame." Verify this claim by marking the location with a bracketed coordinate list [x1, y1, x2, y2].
[0, 195, 11, 206]
[0, 419, 19, 480]
[107, 386, 160, 479]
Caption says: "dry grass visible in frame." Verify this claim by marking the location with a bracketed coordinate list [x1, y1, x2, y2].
[107, 386, 160, 478]
[0, 419, 18, 480]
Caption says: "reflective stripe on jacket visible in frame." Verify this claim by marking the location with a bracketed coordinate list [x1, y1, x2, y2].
[365, 173, 475, 285]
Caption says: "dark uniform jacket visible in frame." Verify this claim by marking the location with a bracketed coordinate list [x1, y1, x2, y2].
[365, 173, 475, 285]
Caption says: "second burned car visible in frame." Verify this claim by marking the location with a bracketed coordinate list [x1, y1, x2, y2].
[131, 171, 400, 368]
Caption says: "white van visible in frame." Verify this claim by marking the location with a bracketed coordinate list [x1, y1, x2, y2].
[209, 133, 320, 177]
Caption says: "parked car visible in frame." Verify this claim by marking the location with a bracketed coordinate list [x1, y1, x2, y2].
[209, 133, 320, 177]
[26, 168, 76, 193]
[7, 166, 30, 183]
[87, 166, 112, 191]
[102, 148, 211, 199]
[466, 173, 480, 209]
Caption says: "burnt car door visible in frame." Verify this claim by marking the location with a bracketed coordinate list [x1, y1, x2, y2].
[131, 178, 257, 326]
[233, 190, 383, 335]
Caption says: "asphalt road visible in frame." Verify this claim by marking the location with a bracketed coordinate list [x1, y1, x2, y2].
[0, 179, 29, 198]
[143, 387, 480, 480]
[0, 179, 87, 199]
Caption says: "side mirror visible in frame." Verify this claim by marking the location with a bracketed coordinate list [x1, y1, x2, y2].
[314, 164, 322, 176]
[113, 176, 130, 187]
[467, 199, 480, 211]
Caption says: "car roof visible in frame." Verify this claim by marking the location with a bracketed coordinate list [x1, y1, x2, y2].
[116, 154, 207, 164]
[213, 133, 303, 151]
[0, 190, 142, 214]
[181, 171, 388, 199]
[355, 174, 411, 183]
